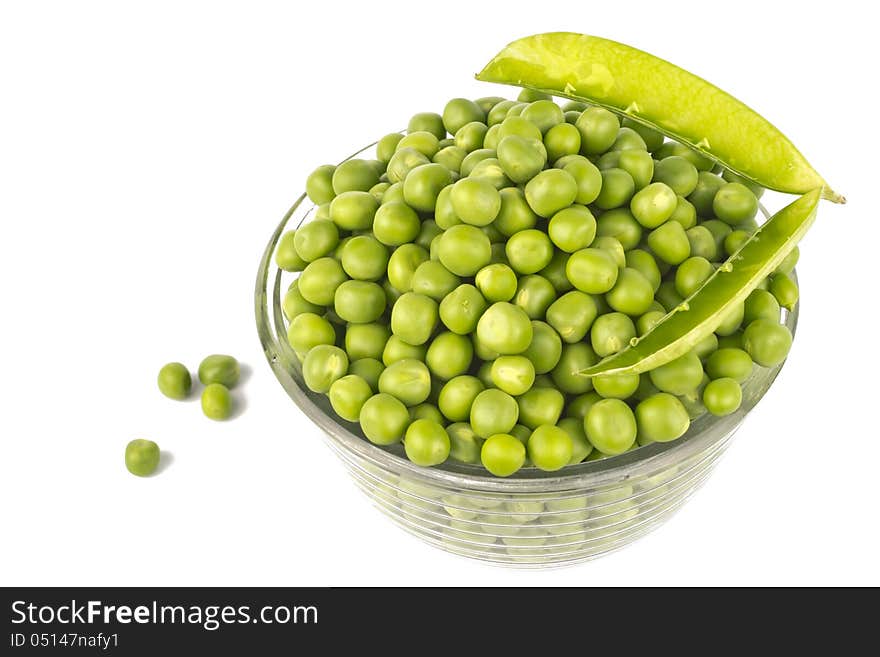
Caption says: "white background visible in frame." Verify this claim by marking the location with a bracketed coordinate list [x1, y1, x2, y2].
[2, 0, 878, 586]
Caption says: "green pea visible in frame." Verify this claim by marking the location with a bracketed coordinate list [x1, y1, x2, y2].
[398, 131, 440, 159]
[403, 419, 450, 467]
[686, 225, 718, 261]
[507, 323, 557, 381]
[705, 348, 753, 383]
[386, 147, 430, 184]
[591, 312, 637, 357]
[476, 301, 533, 355]
[637, 310, 666, 335]
[576, 107, 619, 154]
[425, 331, 473, 380]
[369, 182, 390, 202]
[446, 422, 483, 464]
[460, 148, 496, 176]
[606, 267, 654, 316]
[454, 121, 488, 153]
[494, 187, 538, 236]
[716, 332, 744, 350]
[593, 371, 640, 400]
[595, 208, 641, 251]
[329, 190, 378, 231]
[474, 263, 517, 303]
[293, 220, 339, 262]
[591, 237, 625, 270]
[648, 351, 703, 395]
[621, 251, 659, 293]
[654, 142, 714, 171]
[702, 377, 743, 416]
[331, 159, 380, 194]
[157, 362, 191, 400]
[376, 134, 404, 164]
[594, 168, 635, 210]
[630, 182, 678, 228]
[415, 220, 442, 252]
[482, 123, 502, 150]
[381, 183, 404, 205]
[433, 145, 467, 173]
[198, 354, 240, 388]
[546, 291, 598, 343]
[505, 229, 554, 275]
[338, 235, 388, 281]
[692, 332, 719, 361]
[635, 393, 690, 443]
[498, 115, 543, 143]
[470, 388, 519, 437]
[328, 374, 373, 422]
[125, 439, 161, 476]
[302, 344, 348, 393]
[743, 319, 793, 367]
[402, 163, 452, 213]
[617, 117, 661, 150]
[360, 393, 410, 445]
[517, 387, 565, 428]
[543, 122, 581, 162]
[669, 195, 698, 229]
[519, 99, 563, 133]
[333, 280, 386, 324]
[652, 156, 698, 196]
[720, 168, 765, 199]
[343, 323, 389, 362]
[526, 425, 573, 472]
[769, 273, 799, 310]
[442, 98, 485, 135]
[722, 229, 751, 258]
[377, 358, 431, 406]
[282, 281, 322, 321]
[349, 358, 384, 392]
[386, 243, 428, 292]
[550, 343, 597, 394]
[674, 256, 714, 298]
[655, 281, 683, 314]
[563, 158, 603, 206]
[584, 399, 637, 455]
[687, 171, 725, 217]
[490, 355, 536, 396]
[609, 126, 647, 152]
[433, 185, 461, 230]
[512, 274, 556, 319]
[390, 292, 438, 346]
[436, 224, 492, 277]
[410, 403, 445, 425]
[566, 247, 618, 294]
[306, 164, 336, 204]
[557, 417, 593, 464]
[713, 182, 758, 225]
[437, 284, 487, 335]
[275, 230, 308, 272]
[540, 251, 573, 294]
[715, 301, 745, 336]
[496, 135, 548, 184]
[548, 205, 597, 253]
[744, 288, 781, 325]
[381, 335, 426, 366]
[480, 433, 526, 477]
[524, 169, 578, 217]
[438, 376, 484, 422]
[288, 312, 335, 357]
[407, 111, 446, 139]
[411, 260, 460, 301]
[647, 220, 691, 265]
[701, 219, 733, 252]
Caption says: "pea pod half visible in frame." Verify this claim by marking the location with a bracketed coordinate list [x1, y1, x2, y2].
[579, 189, 820, 377]
[476, 32, 845, 203]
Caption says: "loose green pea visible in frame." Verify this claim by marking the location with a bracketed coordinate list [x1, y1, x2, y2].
[411, 260, 460, 301]
[630, 182, 678, 228]
[540, 251, 573, 294]
[593, 371, 640, 400]
[543, 122, 581, 162]
[595, 208, 641, 251]
[655, 281, 683, 313]
[442, 98, 485, 135]
[655, 142, 714, 171]
[637, 310, 666, 336]
[706, 348, 753, 383]
[408, 111, 446, 139]
[275, 230, 308, 272]
[360, 393, 410, 445]
[610, 126, 647, 151]
[606, 267, 655, 316]
[491, 355, 536, 396]
[498, 115, 543, 143]
[743, 319, 793, 367]
[551, 343, 598, 394]
[517, 387, 565, 428]
[377, 134, 404, 164]
[454, 121, 489, 152]
[524, 169, 578, 217]
[381, 335, 426, 366]
[433, 145, 467, 173]
[288, 312, 335, 357]
[344, 323, 389, 362]
[475, 263, 518, 302]
[566, 247, 618, 294]
[652, 156, 699, 196]
[438, 284, 487, 335]
[769, 274, 799, 310]
[157, 362, 191, 400]
[125, 438, 161, 476]
[476, 302, 533, 355]
[201, 382, 232, 420]
[334, 280, 386, 324]
[398, 131, 440, 159]
[576, 107, 619, 155]
[332, 159, 380, 194]
[625, 249, 662, 292]
[713, 182, 759, 225]
[487, 100, 517, 126]
[378, 358, 431, 406]
[692, 332, 719, 361]
[563, 158, 603, 206]
[404, 419, 450, 467]
[701, 219, 733, 252]
[594, 168, 636, 210]
[635, 393, 690, 443]
[687, 171, 725, 217]
[591, 312, 637, 357]
[557, 417, 593, 464]
[527, 425, 573, 471]
[390, 292, 438, 346]
[669, 195, 698, 229]
[481, 433, 526, 477]
[282, 281, 322, 321]
[584, 399, 637, 455]
[506, 229, 554, 275]
[306, 164, 337, 204]
[436, 224, 492, 276]
[339, 235, 388, 281]
[329, 190, 379, 231]
[647, 220, 691, 265]
[410, 403, 445, 424]
[302, 345, 348, 393]
[328, 375, 373, 422]
[702, 377, 743, 416]
[349, 358, 384, 392]
[446, 422, 483, 464]
[548, 205, 597, 253]
[723, 229, 752, 258]
[438, 375, 484, 422]
[198, 354, 240, 388]
[425, 332, 473, 380]
[494, 187, 538, 236]
[497, 135, 548, 184]
[387, 147, 431, 184]
[519, 321, 562, 375]
[648, 351, 703, 395]
[675, 256, 714, 298]
[715, 301, 745, 337]
[546, 291, 598, 343]
[294, 219, 339, 262]
[744, 288, 781, 325]
[686, 225, 718, 261]
[402, 163, 452, 213]
[470, 388, 519, 437]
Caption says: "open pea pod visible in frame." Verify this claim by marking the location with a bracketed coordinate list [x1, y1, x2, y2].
[578, 189, 820, 377]
[476, 33, 845, 203]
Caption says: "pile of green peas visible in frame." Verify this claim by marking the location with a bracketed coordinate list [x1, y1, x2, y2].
[279, 90, 797, 477]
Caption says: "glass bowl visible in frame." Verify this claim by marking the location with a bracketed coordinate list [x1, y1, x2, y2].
[255, 143, 798, 568]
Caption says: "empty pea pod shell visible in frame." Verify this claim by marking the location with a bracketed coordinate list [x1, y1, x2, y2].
[579, 188, 820, 377]
[476, 32, 845, 203]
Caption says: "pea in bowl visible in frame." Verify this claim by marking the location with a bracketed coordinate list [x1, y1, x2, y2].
[256, 149, 798, 568]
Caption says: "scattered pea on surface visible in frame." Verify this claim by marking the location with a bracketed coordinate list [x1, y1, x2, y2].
[125, 439, 161, 477]
[157, 362, 192, 400]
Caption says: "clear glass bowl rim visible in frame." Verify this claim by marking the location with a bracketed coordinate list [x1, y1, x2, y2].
[255, 144, 798, 495]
